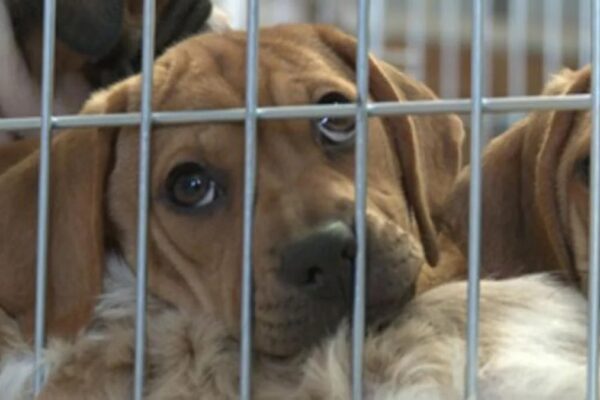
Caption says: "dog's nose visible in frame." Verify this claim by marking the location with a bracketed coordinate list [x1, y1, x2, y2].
[280, 221, 356, 298]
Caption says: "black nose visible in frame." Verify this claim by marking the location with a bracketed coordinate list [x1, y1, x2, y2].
[279, 221, 356, 298]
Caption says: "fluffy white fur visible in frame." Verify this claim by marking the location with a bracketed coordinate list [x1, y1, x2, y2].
[0, 257, 592, 399]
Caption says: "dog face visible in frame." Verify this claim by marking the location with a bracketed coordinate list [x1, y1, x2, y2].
[443, 66, 592, 291]
[0, 25, 463, 356]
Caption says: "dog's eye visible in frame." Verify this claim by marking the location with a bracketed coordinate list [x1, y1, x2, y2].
[577, 156, 590, 185]
[314, 92, 356, 148]
[166, 162, 221, 209]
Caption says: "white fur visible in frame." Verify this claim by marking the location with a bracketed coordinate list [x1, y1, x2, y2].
[0, 255, 132, 398]
[0, 258, 593, 399]
[0, 354, 36, 400]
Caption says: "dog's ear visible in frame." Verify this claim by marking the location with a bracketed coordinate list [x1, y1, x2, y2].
[534, 66, 591, 284]
[314, 25, 461, 266]
[443, 120, 531, 277]
[375, 61, 465, 225]
[55, 0, 124, 58]
[0, 83, 128, 339]
[443, 67, 590, 280]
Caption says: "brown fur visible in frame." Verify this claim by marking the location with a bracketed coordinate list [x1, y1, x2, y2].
[426, 66, 593, 292]
[0, 23, 463, 364]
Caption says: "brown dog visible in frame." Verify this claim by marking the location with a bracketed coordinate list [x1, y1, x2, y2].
[0, 24, 463, 366]
[0, 0, 228, 140]
[426, 66, 592, 292]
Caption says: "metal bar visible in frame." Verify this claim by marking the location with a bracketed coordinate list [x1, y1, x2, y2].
[439, 0, 461, 98]
[587, 0, 600, 397]
[33, 0, 56, 394]
[581, 0, 592, 67]
[352, 0, 370, 397]
[405, 0, 427, 80]
[0, 95, 595, 133]
[132, 0, 156, 398]
[465, 0, 485, 397]
[239, 0, 259, 397]
[543, 0, 563, 81]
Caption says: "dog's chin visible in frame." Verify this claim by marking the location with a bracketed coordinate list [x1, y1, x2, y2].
[253, 309, 346, 358]
[252, 293, 411, 358]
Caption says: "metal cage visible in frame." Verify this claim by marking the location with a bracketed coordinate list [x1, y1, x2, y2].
[11, 0, 600, 399]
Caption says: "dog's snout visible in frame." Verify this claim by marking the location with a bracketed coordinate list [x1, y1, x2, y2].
[280, 221, 356, 297]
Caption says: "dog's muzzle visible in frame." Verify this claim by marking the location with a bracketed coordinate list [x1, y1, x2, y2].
[255, 216, 421, 356]
[279, 221, 356, 302]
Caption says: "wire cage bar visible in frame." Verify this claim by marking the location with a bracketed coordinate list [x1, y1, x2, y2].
[18, 0, 600, 399]
[587, 1, 600, 399]
[239, 0, 260, 398]
[33, 0, 56, 394]
[465, 0, 485, 397]
[351, 0, 371, 398]
[132, 0, 157, 398]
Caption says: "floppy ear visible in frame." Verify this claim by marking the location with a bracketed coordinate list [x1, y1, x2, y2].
[443, 120, 532, 277]
[443, 67, 590, 280]
[534, 66, 591, 284]
[0, 84, 127, 339]
[0, 137, 40, 175]
[314, 25, 464, 266]
[56, 0, 124, 59]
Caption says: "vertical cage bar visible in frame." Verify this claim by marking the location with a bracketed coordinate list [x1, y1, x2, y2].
[587, 0, 600, 398]
[543, 0, 563, 81]
[33, 0, 56, 393]
[581, 0, 592, 67]
[405, 0, 427, 80]
[352, 0, 370, 399]
[439, 0, 461, 98]
[133, 0, 156, 398]
[507, 0, 527, 97]
[239, 0, 259, 398]
[465, 0, 485, 398]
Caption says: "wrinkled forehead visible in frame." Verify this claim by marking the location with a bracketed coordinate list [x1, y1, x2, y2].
[148, 29, 357, 112]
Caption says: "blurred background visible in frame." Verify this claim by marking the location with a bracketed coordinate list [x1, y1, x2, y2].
[213, 0, 589, 143]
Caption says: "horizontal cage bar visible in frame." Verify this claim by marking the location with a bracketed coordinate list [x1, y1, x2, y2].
[0, 95, 593, 132]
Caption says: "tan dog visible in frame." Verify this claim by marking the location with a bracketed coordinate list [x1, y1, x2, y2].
[0, 0, 229, 140]
[424, 66, 593, 292]
[0, 23, 463, 365]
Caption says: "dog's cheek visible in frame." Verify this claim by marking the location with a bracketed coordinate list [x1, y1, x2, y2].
[366, 212, 425, 299]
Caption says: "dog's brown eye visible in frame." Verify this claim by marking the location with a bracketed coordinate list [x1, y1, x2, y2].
[166, 162, 220, 209]
[315, 92, 356, 148]
[577, 156, 590, 185]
